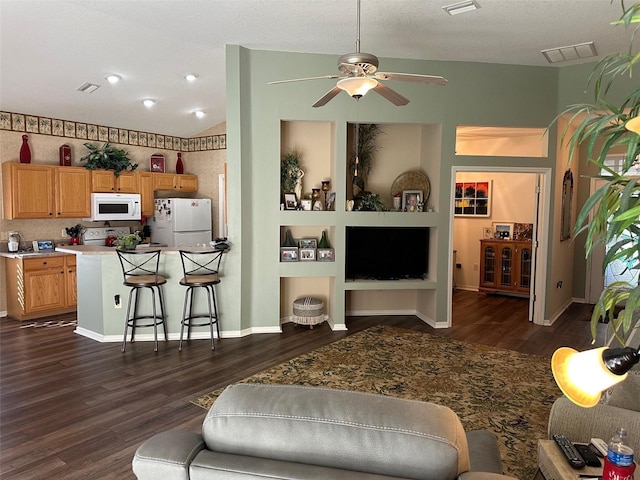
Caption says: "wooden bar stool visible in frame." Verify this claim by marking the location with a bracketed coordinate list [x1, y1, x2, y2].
[178, 249, 225, 351]
[116, 249, 167, 352]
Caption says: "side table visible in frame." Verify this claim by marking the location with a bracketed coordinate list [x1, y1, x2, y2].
[536, 440, 639, 480]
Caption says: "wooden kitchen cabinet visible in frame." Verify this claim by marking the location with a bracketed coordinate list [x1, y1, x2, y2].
[479, 239, 532, 296]
[91, 169, 138, 193]
[138, 172, 155, 216]
[152, 173, 198, 192]
[2, 163, 91, 219]
[5, 254, 77, 320]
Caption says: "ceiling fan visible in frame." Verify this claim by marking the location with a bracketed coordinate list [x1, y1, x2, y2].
[268, 0, 448, 108]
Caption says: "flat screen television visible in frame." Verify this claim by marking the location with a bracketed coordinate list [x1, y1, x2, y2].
[345, 226, 429, 280]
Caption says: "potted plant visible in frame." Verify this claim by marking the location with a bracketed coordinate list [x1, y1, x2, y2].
[80, 142, 138, 177]
[355, 192, 387, 212]
[349, 123, 382, 196]
[115, 233, 141, 250]
[281, 150, 303, 199]
[556, 1, 640, 346]
[65, 224, 85, 245]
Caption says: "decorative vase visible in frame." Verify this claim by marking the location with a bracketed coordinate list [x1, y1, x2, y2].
[318, 230, 331, 249]
[70, 237, 80, 245]
[282, 229, 296, 247]
[176, 152, 184, 174]
[20, 135, 31, 163]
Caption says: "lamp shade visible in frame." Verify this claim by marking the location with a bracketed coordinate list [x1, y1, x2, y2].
[626, 116, 640, 135]
[551, 346, 628, 408]
[337, 77, 378, 98]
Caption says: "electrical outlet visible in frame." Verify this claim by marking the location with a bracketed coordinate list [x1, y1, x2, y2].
[473, 263, 479, 271]
[556, 281, 563, 289]
[114, 294, 121, 309]
[61, 228, 68, 237]
[0, 231, 7, 241]
[456, 263, 462, 269]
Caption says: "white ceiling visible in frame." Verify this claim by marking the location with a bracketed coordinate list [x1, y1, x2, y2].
[0, 0, 632, 138]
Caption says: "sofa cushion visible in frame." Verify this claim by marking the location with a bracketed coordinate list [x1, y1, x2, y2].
[202, 384, 470, 480]
[600, 370, 640, 412]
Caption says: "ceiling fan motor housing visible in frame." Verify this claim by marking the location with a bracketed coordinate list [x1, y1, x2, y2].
[338, 52, 379, 75]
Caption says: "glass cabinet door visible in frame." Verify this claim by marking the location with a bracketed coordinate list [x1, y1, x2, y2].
[483, 245, 495, 284]
[499, 245, 513, 288]
[519, 246, 532, 290]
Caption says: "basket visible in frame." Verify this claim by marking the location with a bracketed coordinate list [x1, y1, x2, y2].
[292, 297, 325, 327]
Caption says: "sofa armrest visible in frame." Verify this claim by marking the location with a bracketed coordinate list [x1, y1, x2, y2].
[548, 397, 640, 453]
[132, 430, 205, 480]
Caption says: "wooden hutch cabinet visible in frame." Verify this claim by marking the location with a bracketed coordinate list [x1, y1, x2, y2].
[479, 239, 532, 296]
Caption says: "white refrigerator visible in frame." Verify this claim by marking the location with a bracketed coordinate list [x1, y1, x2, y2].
[151, 198, 212, 247]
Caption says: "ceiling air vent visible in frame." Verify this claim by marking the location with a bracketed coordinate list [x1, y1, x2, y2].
[541, 42, 597, 64]
[76, 82, 100, 94]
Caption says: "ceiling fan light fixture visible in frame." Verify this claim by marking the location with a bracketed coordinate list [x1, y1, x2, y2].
[442, 0, 480, 16]
[337, 77, 378, 98]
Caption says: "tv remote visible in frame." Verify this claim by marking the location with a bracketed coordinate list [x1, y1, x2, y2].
[590, 438, 608, 457]
[574, 443, 602, 467]
[553, 434, 586, 469]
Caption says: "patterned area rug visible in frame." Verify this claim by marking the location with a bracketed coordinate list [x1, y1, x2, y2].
[192, 325, 560, 479]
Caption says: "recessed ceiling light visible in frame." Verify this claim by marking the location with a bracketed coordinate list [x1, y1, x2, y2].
[105, 74, 122, 84]
[541, 41, 598, 64]
[185, 73, 199, 82]
[142, 98, 156, 108]
[442, 0, 480, 15]
[76, 82, 100, 94]
[193, 110, 206, 118]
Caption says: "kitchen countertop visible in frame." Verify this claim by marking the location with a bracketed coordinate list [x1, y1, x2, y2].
[0, 250, 69, 259]
[55, 245, 206, 255]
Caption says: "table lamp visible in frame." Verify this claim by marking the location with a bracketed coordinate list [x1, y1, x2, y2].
[551, 345, 639, 407]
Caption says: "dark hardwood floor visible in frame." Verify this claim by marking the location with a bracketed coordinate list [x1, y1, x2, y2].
[0, 290, 605, 479]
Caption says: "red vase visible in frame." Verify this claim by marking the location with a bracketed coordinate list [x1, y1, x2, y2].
[176, 152, 184, 174]
[70, 237, 80, 245]
[20, 135, 31, 163]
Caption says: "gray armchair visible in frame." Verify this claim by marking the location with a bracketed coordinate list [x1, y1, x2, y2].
[133, 383, 516, 479]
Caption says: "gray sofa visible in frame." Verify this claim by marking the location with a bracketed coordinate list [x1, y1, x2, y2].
[133, 383, 515, 480]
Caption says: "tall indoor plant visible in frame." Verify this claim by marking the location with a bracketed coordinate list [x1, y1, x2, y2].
[559, 1, 640, 345]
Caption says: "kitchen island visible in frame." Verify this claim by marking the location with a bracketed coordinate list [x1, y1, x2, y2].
[56, 245, 242, 344]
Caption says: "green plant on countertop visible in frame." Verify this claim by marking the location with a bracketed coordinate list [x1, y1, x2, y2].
[554, 1, 640, 346]
[115, 233, 141, 250]
[65, 224, 85, 239]
[81, 142, 138, 177]
[355, 192, 387, 212]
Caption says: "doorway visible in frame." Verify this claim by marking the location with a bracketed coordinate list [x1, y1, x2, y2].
[447, 167, 551, 327]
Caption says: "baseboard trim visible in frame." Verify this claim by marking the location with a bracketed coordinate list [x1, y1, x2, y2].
[74, 326, 282, 343]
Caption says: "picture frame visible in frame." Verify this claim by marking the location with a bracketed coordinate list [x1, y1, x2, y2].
[299, 247, 316, 261]
[284, 193, 297, 210]
[150, 153, 165, 173]
[300, 199, 312, 211]
[492, 222, 514, 240]
[317, 248, 335, 262]
[513, 223, 534, 241]
[454, 180, 491, 217]
[280, 247, 299, 262]
[299, 238, 317, 249]
[402, 190, 423, 212]
[483, 227, 493, 239]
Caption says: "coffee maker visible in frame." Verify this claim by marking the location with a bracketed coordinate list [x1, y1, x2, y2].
[8, 232, 20, 252]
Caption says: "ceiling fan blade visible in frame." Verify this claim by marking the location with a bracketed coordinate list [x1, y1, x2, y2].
[375, 72, 448, 86]
[269, 75, 339, 85]
[372, 82, 409, 106]
[312, 86, 343, 107]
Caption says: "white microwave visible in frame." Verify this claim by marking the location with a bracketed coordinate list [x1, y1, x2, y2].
[85, 193, 141, 221]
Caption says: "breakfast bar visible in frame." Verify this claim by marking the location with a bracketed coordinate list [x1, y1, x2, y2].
[56, 245, 229, 343]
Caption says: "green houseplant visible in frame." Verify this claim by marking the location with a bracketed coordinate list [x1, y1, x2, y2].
[81, 142, 138, 177]
[558, 1, 640, 345]
[350, 123, 382, 193]
[280, 150, 302, 195]
[115, 233, 141, 250]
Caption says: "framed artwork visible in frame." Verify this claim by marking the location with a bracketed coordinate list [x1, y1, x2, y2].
[492, 222, 514, 240]
[284, 193, 297, 210]
[455, 181, 491, 217]
[299, 238, 317, 249]
[560, 169, 573, 241]
[402, 190, 423, 212]
[513, 223, 534, 241]
[300, 199, 312, 211]
[280, 247, 298, 262]
[150, 154, 165, 173]
[317, 248, 335, 262]
[299, 248, 316, 261]
[483, 227, 493, 239]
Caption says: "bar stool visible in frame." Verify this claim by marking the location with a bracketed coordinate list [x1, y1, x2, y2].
[178, 249, 225, 351]
[116, 249, 167, 352]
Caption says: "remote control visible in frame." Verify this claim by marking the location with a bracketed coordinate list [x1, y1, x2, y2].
[574, 443, 602, 467]
[590, 438, 608, 457]
[553, 434, 586, 469]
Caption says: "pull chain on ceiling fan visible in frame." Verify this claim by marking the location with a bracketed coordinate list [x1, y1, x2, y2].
[269, 0, 448, 107]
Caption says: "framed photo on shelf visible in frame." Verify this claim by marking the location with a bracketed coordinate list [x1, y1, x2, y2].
[299, 247, 316, 261]
[454, 181, 491, 217]
[280, 247, 299, 262]
[300, 199, 312, 211]
[402, 190, 423, 212]
[317, 248, 335, 262]
[150, 154, 165, 173]
[483, 227, 493, 239]
[492, 222, 514, 240]
[299, 238, 317, 249]
[283, 193, 297, 210]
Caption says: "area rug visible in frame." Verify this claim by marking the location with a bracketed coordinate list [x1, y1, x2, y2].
[192, 325, 561, 479]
